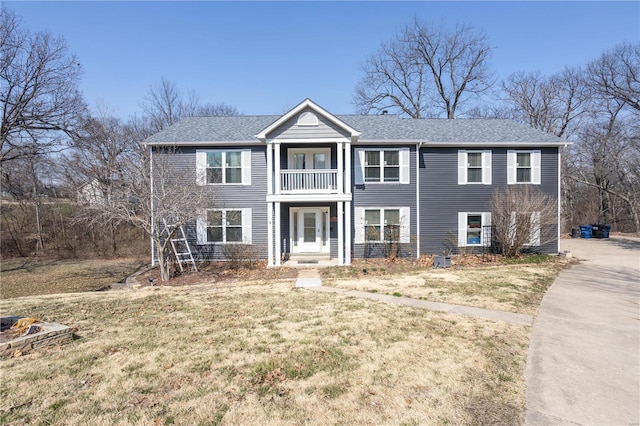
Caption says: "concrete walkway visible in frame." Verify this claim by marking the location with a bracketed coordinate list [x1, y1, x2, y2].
[308, 286, 533, 326]
[525, 236, 640, 425]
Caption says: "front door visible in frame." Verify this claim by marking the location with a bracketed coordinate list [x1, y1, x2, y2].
[291, 207, 329, 253]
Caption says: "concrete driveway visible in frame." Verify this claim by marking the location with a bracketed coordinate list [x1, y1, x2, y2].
[525, 236, 640, 425]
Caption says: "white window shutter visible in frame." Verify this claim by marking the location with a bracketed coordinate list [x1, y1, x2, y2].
[196, 211, 207, 244]
[507, 151, 516, 184]
[400, 148, 410, 184]
[196, 151, 207, 186]
[241, 150, 252, 185]
[354, 207, 365, 243]
[531, 151, 541, 184]
[481, 212, 492, 246]
[458, 151, 467, 184]
[458, 212, 467, 247]
[482, 151, 492, 185]
[354, 149, 364, 185]
[530, 211, 541, 246]
[400, 207, 410, 243]
[242, 208, 252, 244]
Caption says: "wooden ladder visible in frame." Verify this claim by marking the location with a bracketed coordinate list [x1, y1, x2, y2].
[162, 219, 198, 272]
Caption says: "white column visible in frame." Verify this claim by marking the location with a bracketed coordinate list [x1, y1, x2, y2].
[267, 202, 274, 267]
[345, 141, 351, 194]
[275, 142, 281, 195]
[337, 201, 344, 265]
[266, 142, 273, 195]
[345, 201, 351, 265]
[337, 141, 344, 193]
[415, 142, 420, 258]
[275, 202, 281, 266]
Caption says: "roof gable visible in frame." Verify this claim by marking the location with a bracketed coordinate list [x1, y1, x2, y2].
[255, 99, 361, 140]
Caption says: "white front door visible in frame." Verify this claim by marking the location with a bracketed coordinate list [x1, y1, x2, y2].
[291, 207, 329, 253]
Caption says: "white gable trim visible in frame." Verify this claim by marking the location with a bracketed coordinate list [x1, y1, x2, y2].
[255, 98, 361, 140]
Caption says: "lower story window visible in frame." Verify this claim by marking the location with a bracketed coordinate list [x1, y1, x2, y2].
[356, 207, 409, 243]
[365, 209, 400, 241]
[197, 208, 252, 244]
[207, 210, 242, 243]
[458, 212, 491, 247]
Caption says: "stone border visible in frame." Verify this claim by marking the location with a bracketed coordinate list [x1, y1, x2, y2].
[1, 316, 75, 356]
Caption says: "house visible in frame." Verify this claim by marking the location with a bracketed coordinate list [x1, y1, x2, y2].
[145, 98, 567, 267]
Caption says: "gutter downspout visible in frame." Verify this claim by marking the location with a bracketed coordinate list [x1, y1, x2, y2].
[416, 142, 424, 258]
[149, 145, 155, 266]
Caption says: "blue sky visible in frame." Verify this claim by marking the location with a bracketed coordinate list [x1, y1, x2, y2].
[6, 1, 640, 119]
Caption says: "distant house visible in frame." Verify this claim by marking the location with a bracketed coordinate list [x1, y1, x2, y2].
[145, 98, 567, 266]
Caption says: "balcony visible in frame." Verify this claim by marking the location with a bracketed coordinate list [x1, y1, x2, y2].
[280, 169, 338, 193]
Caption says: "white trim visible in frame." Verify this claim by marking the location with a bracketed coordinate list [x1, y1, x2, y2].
[267, 137, 350, 144]
[399, 148, 410, 184]
[416, 143, 421, 258]
[458, 212, 490, 247]
[255, 99, 361, 139]
[354, 207, 365, 244]
[338, 201, 344, 265]
[354, 148, 365, 185]
[458, 150, 491, 185]
[195, 149, 251, 185]
[356, 207, 409, 244]
[275, 143, 281, 194]
[197, 208, 252, 245]
[289, 207, 330, 254]
[458, 212, 467, 247]
[358, 147, 410, 184]
[275, 202, 281, 266]
[149, 146, 155, 266]
[267, 144, 273, 195]
[557, 148, 562, 253]
[356, 140, 571, 148]
[345, 141, 352, 195]
[241, 150, 251, 185]
[345, 201, 352, 265]
[508, 150, 541, 185]
[266, 193, 352, 203]
[267, 202, 274, 266]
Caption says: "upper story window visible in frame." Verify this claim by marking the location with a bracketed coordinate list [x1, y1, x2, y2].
[196, 149, 251, 186]
[458, 150, 491, 185]
[355, 148, 409, 184]
[507, 150, 541, 184]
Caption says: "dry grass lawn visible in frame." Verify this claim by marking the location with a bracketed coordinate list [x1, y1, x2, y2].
[322, 262, 562, 315]
[0, 258, 147, 299]
[1, 278, 531, 425]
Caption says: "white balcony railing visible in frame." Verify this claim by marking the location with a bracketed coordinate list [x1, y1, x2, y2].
[280, 169, 338, 193]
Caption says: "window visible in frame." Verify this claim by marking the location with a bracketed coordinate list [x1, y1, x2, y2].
[196, 150, 251, 185]
[197, 208, 252, 244]
[355, 148, 409, 184]
[458, 150, 491, 184]
[354, 207, 410, 243]
[458, 212, 491, 247]
[507, 150, 541, 184]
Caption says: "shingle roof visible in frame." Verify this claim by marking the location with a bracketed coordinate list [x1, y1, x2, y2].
[145, 114, 566, 145]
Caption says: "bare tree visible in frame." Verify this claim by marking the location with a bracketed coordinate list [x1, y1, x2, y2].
[586, 42, 640, 113]
[490, 186, 558, 257]
[354, 19, 494, 118]
[140, 78, 241, 132]
[0, 8, 86, 164]
[501, 67, 588, 139]
[79, 143, 208, 281]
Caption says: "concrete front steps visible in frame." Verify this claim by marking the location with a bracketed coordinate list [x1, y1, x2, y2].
[283, 253, 337, 268]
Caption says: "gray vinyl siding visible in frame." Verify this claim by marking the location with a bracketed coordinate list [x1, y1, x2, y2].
[153, 146, 268, 261]
[419, 147, 559, 255]
[267, 107, 351, 140]
[351, 145, 418, 258]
